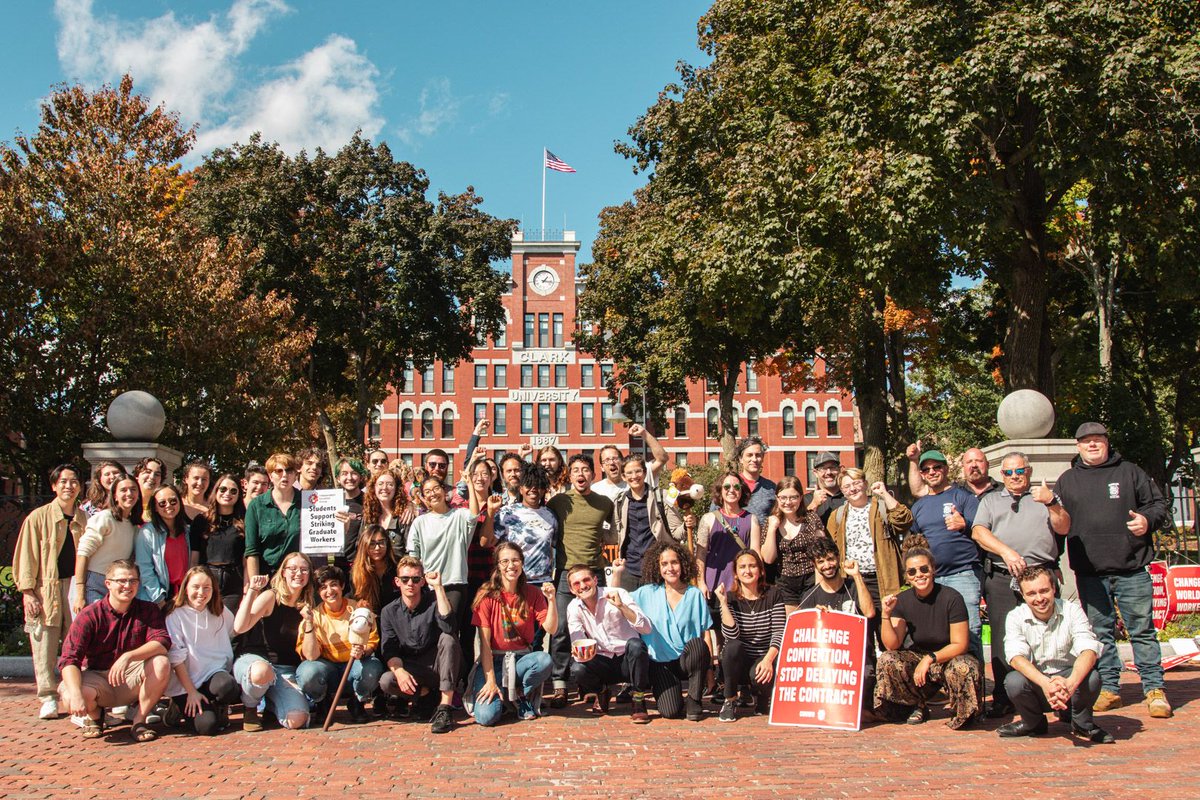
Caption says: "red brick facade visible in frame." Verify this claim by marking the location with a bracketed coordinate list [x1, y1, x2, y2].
[369, 232, 859, 484]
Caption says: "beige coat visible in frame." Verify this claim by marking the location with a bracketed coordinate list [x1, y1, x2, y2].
[13, 501, 87, 628]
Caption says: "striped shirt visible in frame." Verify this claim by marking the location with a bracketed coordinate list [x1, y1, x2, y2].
[720, 587, 787, 660]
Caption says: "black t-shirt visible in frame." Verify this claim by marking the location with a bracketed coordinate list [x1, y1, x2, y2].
[342, 493, 364, 561]
[194, 513, 245, 566]
[238, 598, 302, 667]
[798, 581, 864, 616]
[892, 584, 967, 654]
[56, 512, 77, 579]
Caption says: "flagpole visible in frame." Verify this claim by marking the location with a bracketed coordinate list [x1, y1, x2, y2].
[540, 147, 546, 237]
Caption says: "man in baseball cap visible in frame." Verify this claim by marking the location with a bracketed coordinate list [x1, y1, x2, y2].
[804, 451, 846, 523]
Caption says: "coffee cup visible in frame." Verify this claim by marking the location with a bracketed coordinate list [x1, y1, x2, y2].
[572, 638, 597, 661]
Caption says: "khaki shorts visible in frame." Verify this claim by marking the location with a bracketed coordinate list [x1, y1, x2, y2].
[75, 660, 147, 708]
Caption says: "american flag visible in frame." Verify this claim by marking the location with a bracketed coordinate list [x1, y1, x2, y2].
[544, 149, 576, 173]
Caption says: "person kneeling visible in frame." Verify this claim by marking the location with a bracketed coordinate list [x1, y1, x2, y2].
[57, 560, 171, 742]
[566, 563, 652, 722]
[295, 565, 383, 723]
[378, 557, 462, 734]
[999, 566, 1113, 743]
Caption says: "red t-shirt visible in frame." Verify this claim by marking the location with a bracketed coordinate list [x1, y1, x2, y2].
[471, 585, 548, 652]
[164, 533, 189, 596]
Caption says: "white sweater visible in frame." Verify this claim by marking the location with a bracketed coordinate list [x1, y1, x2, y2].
[165, 606, 236, 697]
[77, 510, 136, 575]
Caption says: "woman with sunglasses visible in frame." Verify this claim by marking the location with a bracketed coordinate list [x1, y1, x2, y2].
[696, 472, 760, 599]
[875, 535, 981, 728]
[135, 484, 191, 607]
[350, 524, 399, 613]
[232, 552, 316, 730]
[192, 473, 246, 613]
[469, 542, 557, 725]
[74, 475, 141, 612]
[245, 453, 302, 580]
[759, 476, 826, 610]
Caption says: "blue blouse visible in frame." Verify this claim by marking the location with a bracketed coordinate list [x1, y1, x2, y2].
[631, 583, 712, 663]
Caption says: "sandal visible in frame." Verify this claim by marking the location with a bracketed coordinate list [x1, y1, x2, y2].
[906, 705, 929, 725]
[130, 722, 158, 742]
[81, 715, 104, 739]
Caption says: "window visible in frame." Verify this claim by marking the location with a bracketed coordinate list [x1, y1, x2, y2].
[675, 452, 688, 467]
[538, 403, 551, 434]
[782, 407, 796, 437]
[493, 325, 506, 348]
[524, 314, 534, 347]
[730, 408, 739, 438]
[421, 365, 434, 393]
[421, 409, 434, 439]
[368, 409, 381, 441]
[538, 365, 550, 387]
[555, 404, 567, 434]
[520, 404, 533, 435]
[747, 407, 760, 437]
[827, 407, 840, 437]
[474, 403, 487, 424]
[400, 453, 414, 467]
[553, 313, 564, 348]
[442, 364, 454, 393]
[441, 409, 454, 438]
[474, 364, 487, 389]
[581, 404, 594, 434]
[494, 403, 507, 435]
[600, 363, 613, 387]
[707, 408, 719, 439]
[783, 451, 796, 476]
[708, 452, 720, 466]
[674, 407, 687, 438]
[805, 407, 818, 437]
[745, 362, 758, 392]
[521, 365, 533, 387]
[401, 362, 414, 394]
[601, 403, 614, 434]
[493, 364, 507, 389]
[401, 409, 414, 439]
[538, 313, 550, 348]
[581, 364, 595, 389]
[806, 451, 819, 477]
[554, 364, 567, 387]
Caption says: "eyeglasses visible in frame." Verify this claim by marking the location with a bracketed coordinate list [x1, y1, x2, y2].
[919, 465, 945, 474]
[369, 458, 388, 465]
[368, 540, 388, 549]
[1001, 468, 1029, 477]
[498, 558, 523, 566]
[905, 565, 932, 577]
[106, 578, 139, 586]
[156, 498, 179, 508]
[283, 567, 310, 575]
[397, 575, 423, 584]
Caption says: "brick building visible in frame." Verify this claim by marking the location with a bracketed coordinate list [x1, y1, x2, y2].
[368, 231, 859, 484]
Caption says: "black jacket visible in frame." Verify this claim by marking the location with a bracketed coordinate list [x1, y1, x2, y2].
[1056, 450, 1167, 576]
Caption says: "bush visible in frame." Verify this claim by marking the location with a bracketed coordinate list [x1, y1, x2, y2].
[1158, 613, 1200, 643]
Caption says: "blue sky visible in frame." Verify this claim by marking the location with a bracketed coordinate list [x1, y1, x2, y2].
[0, 0, 712, 263]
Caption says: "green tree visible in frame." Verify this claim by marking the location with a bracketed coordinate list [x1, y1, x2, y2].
[188, 135, 514, 463]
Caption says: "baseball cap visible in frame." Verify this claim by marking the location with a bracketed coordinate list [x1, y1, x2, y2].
[814, 451, 839, 467]
[918, 450, 948, 466]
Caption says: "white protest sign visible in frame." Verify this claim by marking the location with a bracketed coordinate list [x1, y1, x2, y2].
[301, 489, 345, 556]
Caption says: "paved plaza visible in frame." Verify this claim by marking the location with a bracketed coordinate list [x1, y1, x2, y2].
[0, 667, 1193, 799]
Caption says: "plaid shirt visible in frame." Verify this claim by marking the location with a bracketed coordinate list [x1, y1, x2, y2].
[58, 597, 171, 672]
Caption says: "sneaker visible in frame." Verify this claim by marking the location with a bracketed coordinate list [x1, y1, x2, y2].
[719, 698, 738, 723]
[430, 704, 454, 734]
[242, 705, 263, 732]
[614, 685, 632, 704]
[630, 696, 650, 724]
[517, 698, 537, 720]
[686, 697, 703, 722]
[1093, 689, 1123, 712]
[162, 699, 184, 728]
[1145, 689, 1173, 719]
[736, 689, 754, 708]
[39, 699, 59, 720]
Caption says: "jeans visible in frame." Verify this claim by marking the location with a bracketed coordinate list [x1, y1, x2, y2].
[1076, 569, 1164, 693]
[84, 570, 108, 606]
[471, 651, 553, 727]
[232, 655, 310, 728]
[295, 656, 384, 704]
[936, 566, 984, 663]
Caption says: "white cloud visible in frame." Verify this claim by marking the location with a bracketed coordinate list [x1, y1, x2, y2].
[53, 0, 383, 156]
[488, 92, 510, 116]
[396, 78, 460, 147]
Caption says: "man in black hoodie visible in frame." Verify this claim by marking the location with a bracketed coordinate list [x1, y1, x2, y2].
[1055, 422, 1171, 719]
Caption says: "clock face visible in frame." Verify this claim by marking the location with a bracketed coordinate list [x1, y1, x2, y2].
[529, 268, 559, 296]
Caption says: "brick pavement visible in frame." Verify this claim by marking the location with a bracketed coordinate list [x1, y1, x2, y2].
[0, 667, 1194, 800]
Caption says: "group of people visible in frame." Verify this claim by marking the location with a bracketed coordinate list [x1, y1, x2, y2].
[11, 419, 1173, 743]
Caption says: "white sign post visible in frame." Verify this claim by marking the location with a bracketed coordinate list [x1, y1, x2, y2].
[301, 489, 345, 556]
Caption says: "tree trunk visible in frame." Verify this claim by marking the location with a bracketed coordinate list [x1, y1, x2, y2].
[1003, 241, 1054, 396]
[854, 293, 890, 485]
[717, 360, 740, 469]
[316, 408, 340, 477]
[1096, 252, 1117, 375]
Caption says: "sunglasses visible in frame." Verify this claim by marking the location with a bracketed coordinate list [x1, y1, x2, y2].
[721, 484, 742, 492]
[216, 486, 239, 494]
[1001, 468, 1029, 476]
[905, 565, 932, 577]
[368, 540, 388, 549]
[370, 458, 388, 464]
[919, 465, 945, 473]
[426, 462, 448, 470]
[156, 498, 179, 508]
[397, 575, 423, 584]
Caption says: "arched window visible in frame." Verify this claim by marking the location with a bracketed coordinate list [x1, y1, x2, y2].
[706, 408, 719, 439]
[674, 407, 688, 438]
[747, 408, 760, 437]
[782, 407, 795, 437]
[827, 407, 840, 437]
[441, 409, 455, 438]
[368, 409, 381, 440]
[421, 409, 435, 439]
[804, 407, 817, 437]
[400, 409, 414, 439]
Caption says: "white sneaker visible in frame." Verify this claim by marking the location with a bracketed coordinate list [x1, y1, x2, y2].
[39, 699, 59, 720]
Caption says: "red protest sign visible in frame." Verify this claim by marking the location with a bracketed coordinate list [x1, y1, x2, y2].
[769, 608, 867, 731]
[1167, 564, 1200, 618]
[1150, 561, 1169, 630]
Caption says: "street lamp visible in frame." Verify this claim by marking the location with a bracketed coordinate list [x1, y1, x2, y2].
[611, 381, 658, 490]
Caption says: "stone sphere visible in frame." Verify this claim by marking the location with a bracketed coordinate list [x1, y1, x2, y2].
[106, 391, 165, 441]
[996, 390, 1055, 439]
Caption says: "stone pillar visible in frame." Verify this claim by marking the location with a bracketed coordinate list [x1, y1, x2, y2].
[81, 391, 184, 480]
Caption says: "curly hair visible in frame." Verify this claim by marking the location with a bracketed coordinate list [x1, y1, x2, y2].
[901, 533, 936, 571]
[363, 468, 410, 524]
[641, 540, 698, 587]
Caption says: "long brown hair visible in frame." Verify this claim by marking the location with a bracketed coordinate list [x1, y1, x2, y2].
[350, 524, 396, 611]
[86, 460, 126, 509]
[536, 446, 566, 490]
[363, 467, 409, 524]
[167, 565, 225, 616]
[732, 548, 767, 599]
[769, 476, 807, 522]
[472, 541, 529, 620]
[205, 472, 245, 534]
[148, 484, 186, 538]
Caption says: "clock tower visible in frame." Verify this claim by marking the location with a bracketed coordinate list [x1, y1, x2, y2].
[511, 229, 580, 349]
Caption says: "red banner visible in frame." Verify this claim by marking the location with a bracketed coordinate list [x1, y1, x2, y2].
[769, 608, 867, 731]
[1150, 562, 1200, 630]
[1150, 561, 1169, 630]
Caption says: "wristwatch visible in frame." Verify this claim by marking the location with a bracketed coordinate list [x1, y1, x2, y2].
[1047, 492, 1062, 507]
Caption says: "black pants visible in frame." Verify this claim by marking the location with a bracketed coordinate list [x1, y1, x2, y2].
[719, 638, 774, 699]
[1005, 668, 1100, 728]
[171, 670, 239, 736]
[379, 633, 463, 696]
[550, 571, 605, 686]
[570, 638, 650, 694]
[443, 584, 473, 683]
[207, 563, 243, 615]
[648, 637, 710, 719]
[982, 566, 1025, 703]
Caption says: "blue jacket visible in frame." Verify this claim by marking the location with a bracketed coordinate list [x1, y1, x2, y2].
[134, 522, 172, 604]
